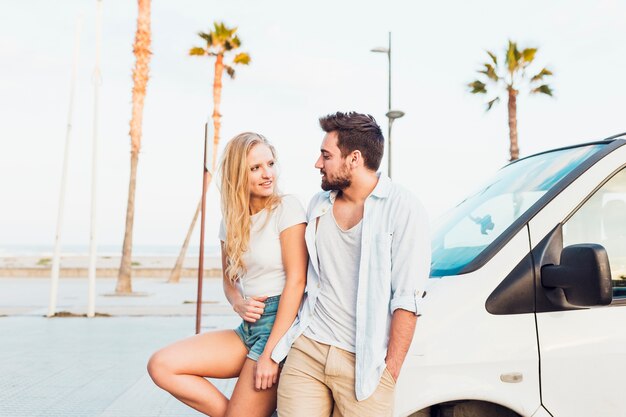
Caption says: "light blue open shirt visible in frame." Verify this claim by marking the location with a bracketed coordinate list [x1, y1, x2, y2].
[272, 173, 431, 400]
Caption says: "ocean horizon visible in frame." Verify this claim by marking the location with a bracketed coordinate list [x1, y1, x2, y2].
[0, 244, 221, 258]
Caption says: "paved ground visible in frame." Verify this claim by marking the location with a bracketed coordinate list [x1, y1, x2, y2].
[0, 277, 231, 316]
[0, 277, 254, 417]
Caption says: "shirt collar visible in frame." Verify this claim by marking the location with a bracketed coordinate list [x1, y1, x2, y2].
[371, 172, 391, 199]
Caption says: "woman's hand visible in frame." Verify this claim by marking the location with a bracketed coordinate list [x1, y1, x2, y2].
[232, 295, 267, 322]
[255, 353, 279, 390]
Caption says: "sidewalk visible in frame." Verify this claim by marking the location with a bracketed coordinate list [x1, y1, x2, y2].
[0, 316, 241, 417]
[0, 277, 230, 316]
[0, 276, 248, 417]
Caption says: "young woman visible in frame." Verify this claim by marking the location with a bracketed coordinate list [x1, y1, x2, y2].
[148, 132, 308, 417]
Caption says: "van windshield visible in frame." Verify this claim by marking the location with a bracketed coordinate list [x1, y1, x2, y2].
[430, 144, 605, 277]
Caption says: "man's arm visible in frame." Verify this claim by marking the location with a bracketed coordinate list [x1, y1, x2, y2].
[385, 309, 417, 380]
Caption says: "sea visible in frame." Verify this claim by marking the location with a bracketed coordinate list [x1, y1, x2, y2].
[0, 244, 222, 258]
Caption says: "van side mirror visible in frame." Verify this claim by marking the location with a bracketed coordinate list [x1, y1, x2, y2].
[541, 244, 612, 307]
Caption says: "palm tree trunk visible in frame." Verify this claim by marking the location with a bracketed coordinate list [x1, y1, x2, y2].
[168, 200, 201, 283]
[117, 0, 151, 294]
[507, 87, 519, 161]
[118, 150, 139, 293]
[212, 54, 224, 170]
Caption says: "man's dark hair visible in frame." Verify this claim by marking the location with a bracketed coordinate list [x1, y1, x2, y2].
[319, 112, 384, 171]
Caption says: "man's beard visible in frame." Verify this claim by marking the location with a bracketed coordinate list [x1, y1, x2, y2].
[320, 167, 351, 191]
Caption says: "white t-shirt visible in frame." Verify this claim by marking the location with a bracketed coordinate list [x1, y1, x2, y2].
[219, 195, 306, 298]
[304, 208, 361, 352]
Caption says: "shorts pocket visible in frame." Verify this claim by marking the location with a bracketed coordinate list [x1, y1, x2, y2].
[383, 367, 397, 386]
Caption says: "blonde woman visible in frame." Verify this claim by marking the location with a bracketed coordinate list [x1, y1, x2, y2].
[148, 132, 307, 417]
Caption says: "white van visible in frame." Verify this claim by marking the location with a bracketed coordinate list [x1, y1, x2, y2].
[397, 135, 626, 417]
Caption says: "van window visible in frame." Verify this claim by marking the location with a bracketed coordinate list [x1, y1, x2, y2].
[431, 144, 604, 277]
[563, 167, 626, 298]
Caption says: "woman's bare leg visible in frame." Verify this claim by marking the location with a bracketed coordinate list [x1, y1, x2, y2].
[225, 358, 278, 417]
[148, 330, 248, 417]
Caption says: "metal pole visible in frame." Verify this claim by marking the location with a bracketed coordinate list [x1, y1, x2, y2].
[48, 13, 84, 318]
[388, 31, 391, 112]
[87, 0, 103, 318]
[387, 31, 392, 178]
[196, 123, 210, 334]
[387, 121, 392, 179]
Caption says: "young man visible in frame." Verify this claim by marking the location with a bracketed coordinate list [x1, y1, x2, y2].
[272, 112, 430, 417]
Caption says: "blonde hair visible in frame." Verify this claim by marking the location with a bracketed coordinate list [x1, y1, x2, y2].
[219, 132, 281, 283]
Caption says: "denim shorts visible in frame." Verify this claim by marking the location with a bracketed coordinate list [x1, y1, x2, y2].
[234, 295, 280, 361]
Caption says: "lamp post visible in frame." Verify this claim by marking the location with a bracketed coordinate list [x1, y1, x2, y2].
[385, 110, 405, 177]
[371, 32, 405, 178]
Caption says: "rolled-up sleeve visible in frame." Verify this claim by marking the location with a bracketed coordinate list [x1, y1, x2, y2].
[389, 193, 431, 316]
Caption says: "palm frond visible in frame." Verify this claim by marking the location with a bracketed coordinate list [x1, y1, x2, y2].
[531, 84, 553, 96]
[190, 21, 250, 76]
[198, 32, 212, 44]
[213, 22, 233, 44]
[207, 22, 243, 53]
[522, 48, 537, 64]
[468, 80, 487, 94]
[478, 63, 499, 82]
[506, 40, 520, 73]
[513, 44, 521, 63]
[530, 67, 553, 83]
[214, 22, 225, 35]
[486, 97, 500, 111]
[189, 47, 206, 56]
[225, 65, 236, 79]
[233, 52, 251, 65]
[469, 41, 553, 114]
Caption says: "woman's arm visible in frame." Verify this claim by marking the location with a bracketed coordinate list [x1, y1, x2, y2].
[220, 241, 266, 323]
[255, 223, 307, 389]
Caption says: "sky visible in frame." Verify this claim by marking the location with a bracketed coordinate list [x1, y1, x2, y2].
[1, 0, 625, 253]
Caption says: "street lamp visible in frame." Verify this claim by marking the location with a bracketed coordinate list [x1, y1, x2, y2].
[385, 110, 404, 177]
[371, 32, 405, 179]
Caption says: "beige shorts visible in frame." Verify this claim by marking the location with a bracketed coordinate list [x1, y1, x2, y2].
[277, 335, 396, 417]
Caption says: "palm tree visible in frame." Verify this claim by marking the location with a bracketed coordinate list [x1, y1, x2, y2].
[117, 0, 152, 294]
[468, 40, 554, 161]
[168, 22, 250, 283]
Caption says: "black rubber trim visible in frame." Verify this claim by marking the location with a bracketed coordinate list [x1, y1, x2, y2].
[456, 138, 625, 276]
[485, 226, 534, 315]
[531, 224, 585, 313]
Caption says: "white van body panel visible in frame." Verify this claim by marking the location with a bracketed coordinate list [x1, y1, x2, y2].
[396, 229, 540, 417]
[527, 144, 626, 417]
[535, 307, 626, 416]
[530, 406, 552, 417]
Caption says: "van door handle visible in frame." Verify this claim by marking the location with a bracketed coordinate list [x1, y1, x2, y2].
[500, 372, 523, 383]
